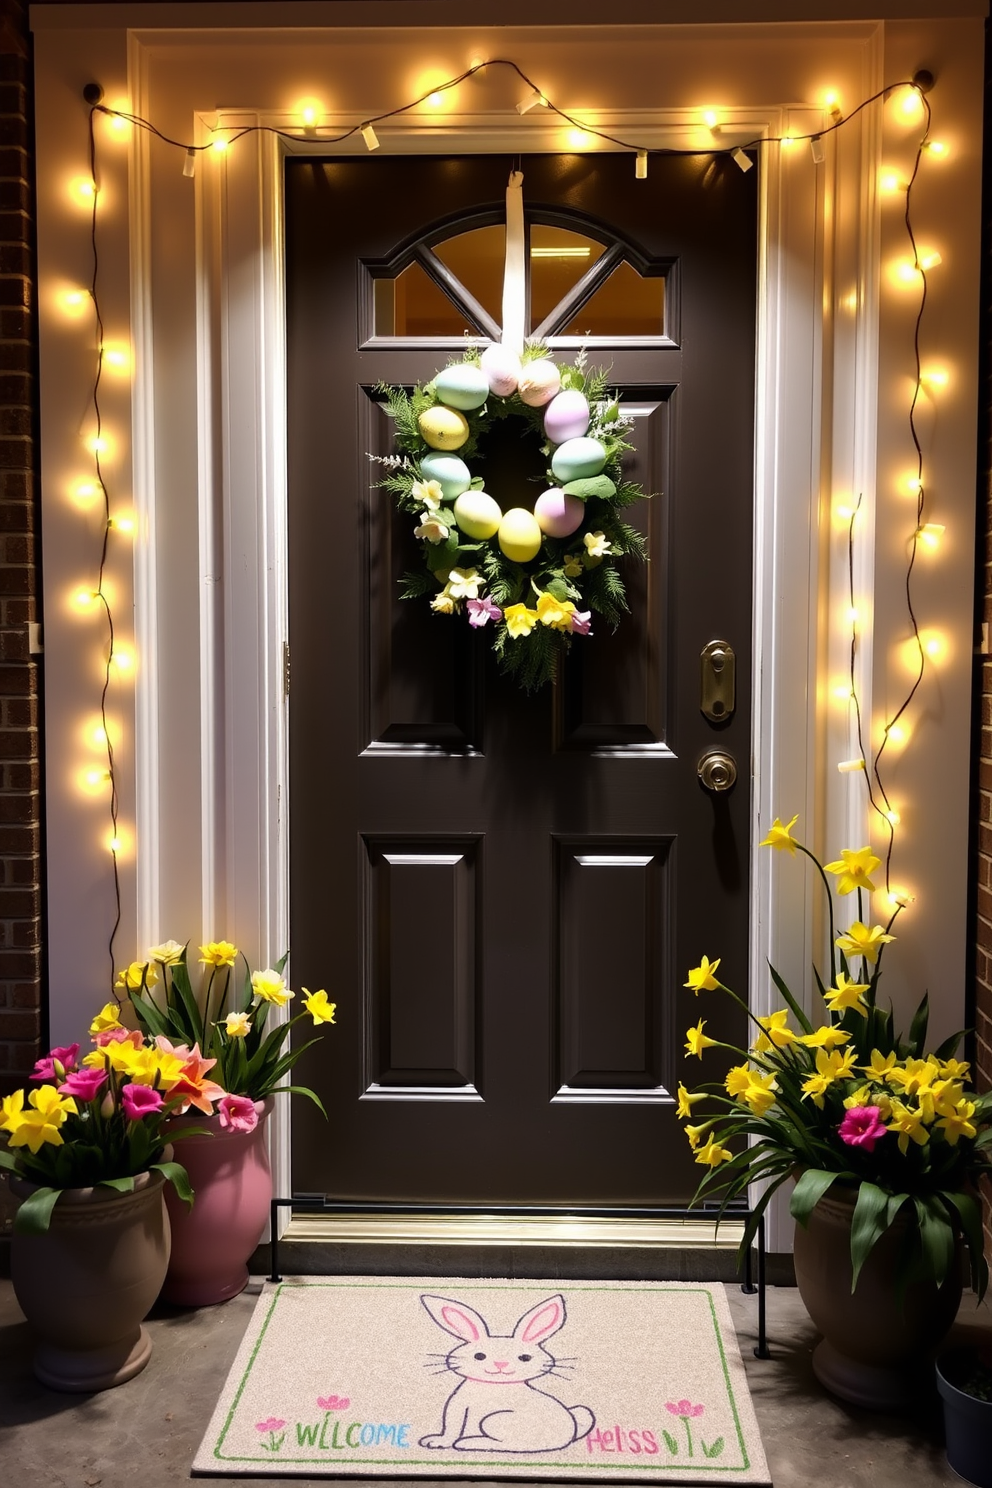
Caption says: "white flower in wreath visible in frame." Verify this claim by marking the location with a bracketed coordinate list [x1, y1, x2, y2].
[411, 478, 444, 512]
[431, 589, 456, 615]
[584, 530, 612, 559]
[446, 567, 483, 601]
[415, 512, 450, 544]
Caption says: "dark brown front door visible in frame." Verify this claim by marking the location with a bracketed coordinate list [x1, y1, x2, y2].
[286, 152, 756, 1206]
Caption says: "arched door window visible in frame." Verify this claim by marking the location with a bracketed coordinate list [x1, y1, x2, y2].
[367, 213, 674, 346]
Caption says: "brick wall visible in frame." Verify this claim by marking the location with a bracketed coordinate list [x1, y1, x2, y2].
[0, 0, 44, 1096]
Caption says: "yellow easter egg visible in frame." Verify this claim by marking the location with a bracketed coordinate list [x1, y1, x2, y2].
[418, 406, 470, 451]
[498, 508, 543, 564]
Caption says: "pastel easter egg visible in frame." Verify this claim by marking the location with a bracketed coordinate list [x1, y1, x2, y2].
[498, 508, 543, 563]
[544, 389, 591, 445]
[453, 490, 503, 540]
[434, 362, 490, 411]
[534, 487, 585, 539]
[419, 405, 470, 451]
[480, 343, 522, 397]
[518, 359, 562, 407]
[551, 436, 607, 483]
[419, 453, 471, 501]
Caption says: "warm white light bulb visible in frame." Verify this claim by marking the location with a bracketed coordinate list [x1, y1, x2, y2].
[885, 809, 901, 826]
[925, 140, 948, 157]
[702, 109, 719, 129]
[426, 91, 444, 108]
[917, 523, 945, 550]
[919, 250, 943, 271]
[212, 136, 229, 154]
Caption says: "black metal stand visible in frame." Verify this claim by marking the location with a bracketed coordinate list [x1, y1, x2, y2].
[265, 1196, 771, 1359]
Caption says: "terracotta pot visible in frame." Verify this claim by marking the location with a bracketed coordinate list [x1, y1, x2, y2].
[11, 1170, 171, 1392]
[160, 1098, 272, 1307]
[793, 1183, 962, 1411]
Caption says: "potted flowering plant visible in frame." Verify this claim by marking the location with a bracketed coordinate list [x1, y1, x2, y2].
[0, 1005, 217, 1390]
[680, 815, 992, 1409]
[118, 938, 336, 1306]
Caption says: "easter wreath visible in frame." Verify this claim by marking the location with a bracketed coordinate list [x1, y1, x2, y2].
[372, 344, 651, 691]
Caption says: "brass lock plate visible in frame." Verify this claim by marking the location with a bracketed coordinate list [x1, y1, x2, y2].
[700, 640, 736, 724]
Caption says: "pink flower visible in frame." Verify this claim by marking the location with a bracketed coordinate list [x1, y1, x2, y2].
[467, 596, 502, 629]
[665, 1400, 704, 1418]
[95, 1027, 144, 1050]
[256, 1418, 286, 1432]
[217, 1093, 259, 1133]
[317, 1395, 350, 1411]
[121, 1082, 164, 1120]
[838, 1105, 888, 1152]
[569, 609, 593, 636]
[59, 1067, 108, 1101]
[31, 1044, 80, 1081]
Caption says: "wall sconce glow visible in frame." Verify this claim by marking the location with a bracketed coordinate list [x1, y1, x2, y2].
[917, 522, 945, 551]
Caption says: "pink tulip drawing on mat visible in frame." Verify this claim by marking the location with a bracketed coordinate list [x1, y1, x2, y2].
[662, 1399, 724, 1460]
[255, 1417, 286, 1452]
[316, 1395, 350, 1411]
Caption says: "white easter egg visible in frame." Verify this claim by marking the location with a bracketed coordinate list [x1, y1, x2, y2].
[518, 359, 562, 407]
[480, 343, 522, 398]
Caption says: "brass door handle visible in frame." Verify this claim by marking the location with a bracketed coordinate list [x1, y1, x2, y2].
[697, 750, 737, 792]
[700, 640, 736, 723]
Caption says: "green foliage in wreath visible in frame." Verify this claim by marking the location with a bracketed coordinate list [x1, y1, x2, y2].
[371, 343, 652, 691]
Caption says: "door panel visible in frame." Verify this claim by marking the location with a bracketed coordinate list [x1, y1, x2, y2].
[286, 152, 756, 1207]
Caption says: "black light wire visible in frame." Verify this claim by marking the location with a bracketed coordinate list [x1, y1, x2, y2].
[81, 60, 938, 972]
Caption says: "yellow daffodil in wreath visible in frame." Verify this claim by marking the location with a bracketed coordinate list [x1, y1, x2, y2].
[371, 343, 651, 691]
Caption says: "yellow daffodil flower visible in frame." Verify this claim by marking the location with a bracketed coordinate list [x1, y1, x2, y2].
[694, 1135, 734, 1167]
[798, 1026, 851, 1050]
[683, 1120, 713, 1150]
[939, 1058, 971, 1080]
[4, 1085, 78, 1154]
[823, 846, 881, 896]
[563, 554, 584, 578]
[411, 479, 444, 512]
[835, 921, 895, 964]
[200, 940, 238, 968]
[535, 592, 576, 630]
[759, 814, 799, 855]
[223, 1011, 251, 1038]
[89, 1002, 123, 1035]
[0, 1088, 25, 1131]
[887, 1057, 941, 1098]
[936, 1099, 978, 1146]
[503, 603, 539, 638]
[751, 1010, 797, 1051]
[821, 972, 870, 1018]
[583, 531, 612, 560]
[446, 568, 482, 601]
[887, 1099, 930, 1154]
[801, 1047, 857, 1106]
[302, 988, 336, 1025]
[115, 960, 158, 992]
[684, 956, 722, 994]
[931, 1080, 965, 1118]
[431, 590, 456, 615]
[147, 939, 185, 965]
[724, 1065, 752, 1097]
[676, 1083, 706, 1119]
[843, 1084, 872, 1109]
[862, 1049, 898, 1081]
[737, 1071, 779, 1117]
[251, 969, 293, 1007]
[684, 1020, 718, 1059]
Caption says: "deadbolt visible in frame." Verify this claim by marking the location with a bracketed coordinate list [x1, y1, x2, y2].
[700, 640, 736, 723]
[698, 750, 738, 793]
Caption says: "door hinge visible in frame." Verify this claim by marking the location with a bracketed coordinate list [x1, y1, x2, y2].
[283, 641, 291, 696]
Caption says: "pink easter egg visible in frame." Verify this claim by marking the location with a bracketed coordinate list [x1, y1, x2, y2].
[534, 487, 585, 539]
[518, 359, 562, 407]
[544, 389, 591, 445]
[480, 343, 522, 397]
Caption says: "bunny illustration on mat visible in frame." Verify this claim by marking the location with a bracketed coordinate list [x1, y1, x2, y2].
[418, 1293, 595, 1453]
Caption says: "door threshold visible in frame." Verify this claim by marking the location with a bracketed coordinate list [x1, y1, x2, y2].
[279, 1213, 745, 1249]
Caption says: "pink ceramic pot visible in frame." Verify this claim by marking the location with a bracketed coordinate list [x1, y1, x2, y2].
[160, 1098, 272, 1307]
[11, 1170, 170, 1392]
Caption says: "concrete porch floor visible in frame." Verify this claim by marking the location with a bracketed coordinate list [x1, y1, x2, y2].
[1, 1278, 990, 1488]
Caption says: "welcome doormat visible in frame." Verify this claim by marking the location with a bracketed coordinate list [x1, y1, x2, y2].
[192, 1277, 771, 1483]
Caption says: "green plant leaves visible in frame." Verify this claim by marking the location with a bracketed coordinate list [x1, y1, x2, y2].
[790, 1168, 845, 1227]
[13, 1185, 61, 1235]
[850, 1180, 895, 1290]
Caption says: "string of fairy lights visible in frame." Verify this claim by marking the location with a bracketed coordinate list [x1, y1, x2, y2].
[68, 58, 946, 985]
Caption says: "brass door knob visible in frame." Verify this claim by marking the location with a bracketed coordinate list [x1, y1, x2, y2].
[697, 750, 737, 792]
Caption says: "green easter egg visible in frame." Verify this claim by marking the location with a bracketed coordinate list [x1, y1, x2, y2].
[551, 437, 608, 483]
[420, 453, 472, 501]
[434, 363, 490, 411]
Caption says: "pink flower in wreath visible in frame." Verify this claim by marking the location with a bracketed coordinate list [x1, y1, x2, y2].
[466, 596, 502, 629]
[121, 1082, 164, 1120]
[569, 609, 593, 636]
[217, 1092, 258, 1133]
[838, 1105, 888, 1152]
[665, 1400, 704, 1418]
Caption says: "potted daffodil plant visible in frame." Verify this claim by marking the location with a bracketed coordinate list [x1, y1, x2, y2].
[119, 937, 336, 1306]
[680, 815, 991, 1410]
